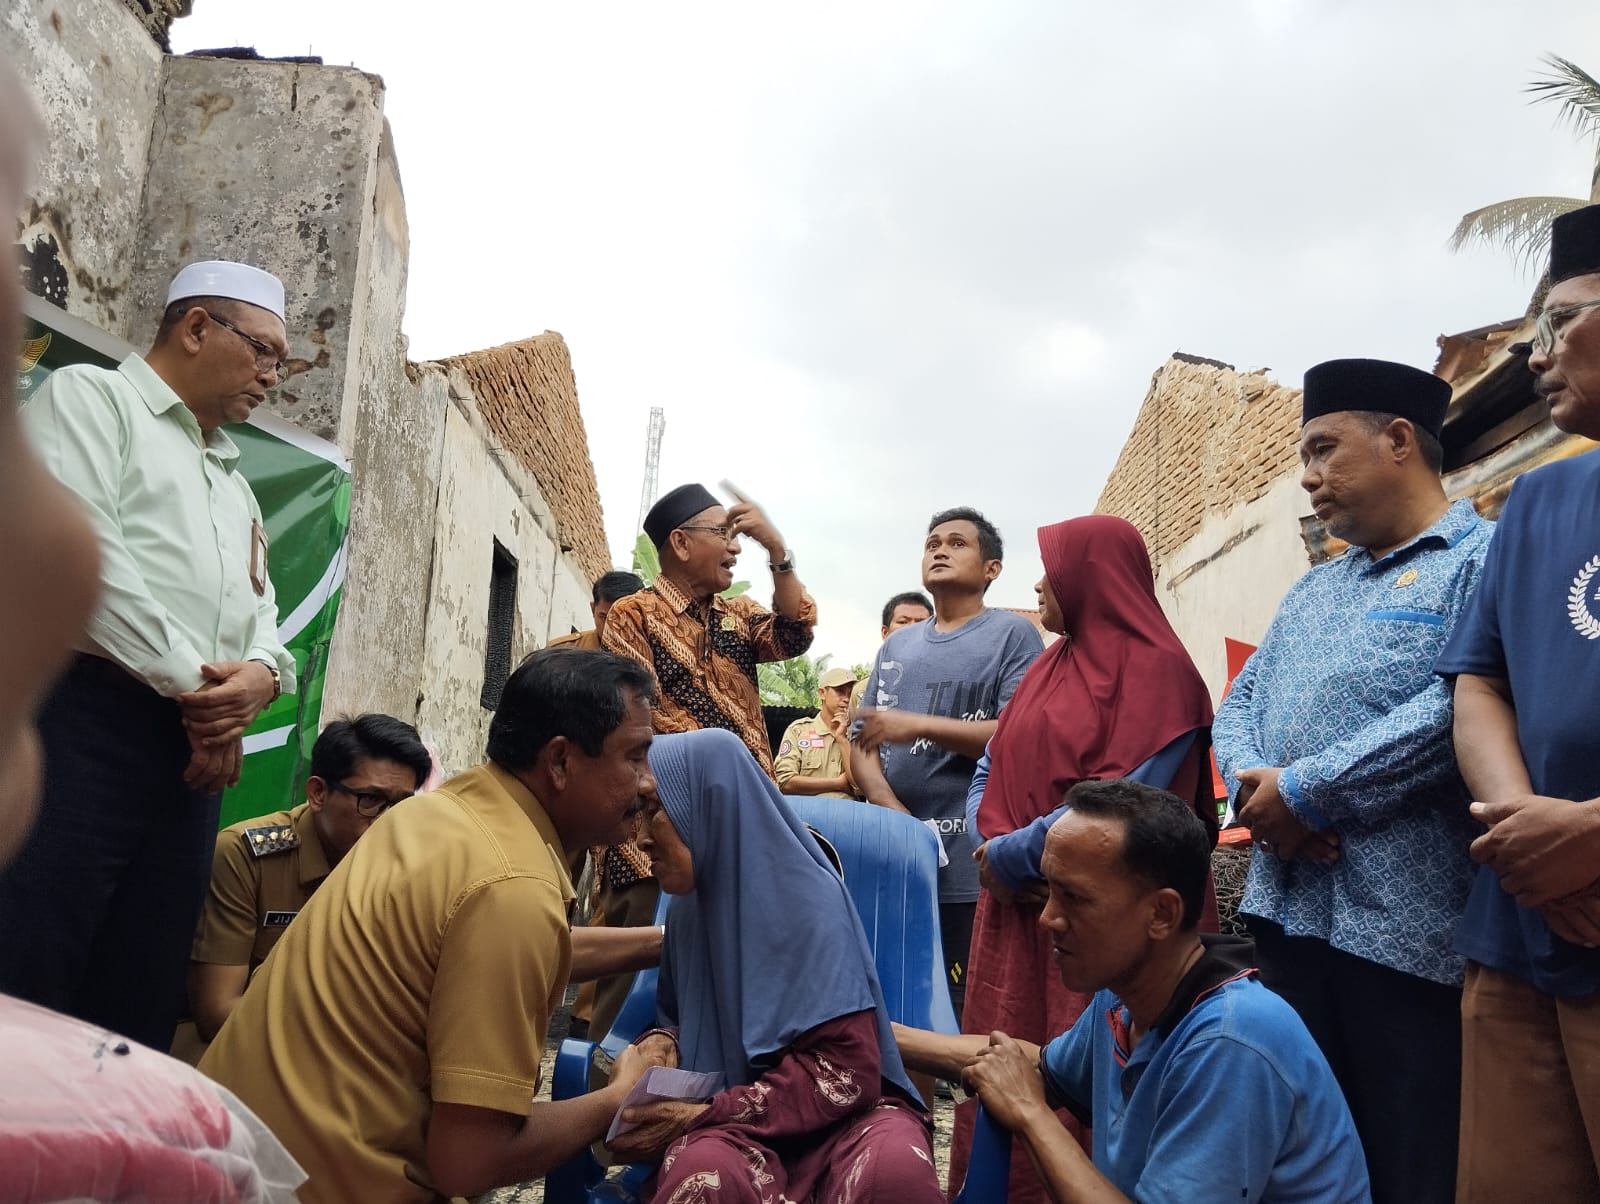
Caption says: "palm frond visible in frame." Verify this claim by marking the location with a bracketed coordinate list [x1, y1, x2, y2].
[1448, 195, 1588, 269]
[1526, 54, 1600, 146]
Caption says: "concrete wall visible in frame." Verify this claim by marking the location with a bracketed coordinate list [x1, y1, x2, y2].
[10, 0, 608, 770]
[1153, 475, 1309, 695]
[417, 393, 591, 774]
[118, 0, 189, 48]
[5, 0, 163, 335]
[129, 54, 385, 445]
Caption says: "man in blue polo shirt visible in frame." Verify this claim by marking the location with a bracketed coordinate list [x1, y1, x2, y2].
[1436, 203, 1600, 1202]
[1211, 357, 1491, 1204]
[893, 779, 1369, 1203]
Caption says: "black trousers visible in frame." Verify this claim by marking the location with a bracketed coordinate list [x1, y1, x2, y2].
[0, 655, 221, 1049]
[941, 899, 976, 1022]
[1249, 919, 1461, 1204]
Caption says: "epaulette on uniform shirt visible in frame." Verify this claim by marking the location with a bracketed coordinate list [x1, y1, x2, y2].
[243, 824, 300, 858]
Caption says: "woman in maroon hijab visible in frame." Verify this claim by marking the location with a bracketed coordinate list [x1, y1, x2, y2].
[945, 515, 1215, 1202]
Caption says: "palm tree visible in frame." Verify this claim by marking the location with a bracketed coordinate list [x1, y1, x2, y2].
[1449, 54, 1600, 271]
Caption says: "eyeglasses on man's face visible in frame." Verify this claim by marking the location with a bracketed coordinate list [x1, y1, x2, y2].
[678, 524, 735, 542]
[1533, 298, 1600, 355]
[206, 312, 289, 379]
[328, 780, 412, 818]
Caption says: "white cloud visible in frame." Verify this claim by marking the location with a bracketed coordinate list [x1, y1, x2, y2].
[173, 0, 1600, 668]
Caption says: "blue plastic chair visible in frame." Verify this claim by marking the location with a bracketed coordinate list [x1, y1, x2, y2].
[545, 799, 1009, 1203]
[790, 799, 1009, 1203]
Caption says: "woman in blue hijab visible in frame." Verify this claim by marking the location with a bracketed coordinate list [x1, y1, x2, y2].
[610, 728, 942, 1204]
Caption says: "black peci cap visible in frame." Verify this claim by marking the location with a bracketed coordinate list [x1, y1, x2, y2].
[643, 483, 721, 548]
[1301, 358, 1451, 438]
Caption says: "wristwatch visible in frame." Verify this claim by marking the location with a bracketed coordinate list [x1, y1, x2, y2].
[769, 548, 796, 573]
[253, 659, 282, 702]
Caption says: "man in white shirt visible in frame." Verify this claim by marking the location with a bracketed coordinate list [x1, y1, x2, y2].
[0, 260, 296, 1049]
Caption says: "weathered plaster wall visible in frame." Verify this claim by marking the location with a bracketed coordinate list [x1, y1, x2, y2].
[417, 394, 592, 773]
[118, 0, 190, 49]
[1151, 475, 1309, 695]
[10, 0, 608, 769]
[318, 118, 430, 722]
[129, 54, 385, 445]
[5, 0, 163, 336]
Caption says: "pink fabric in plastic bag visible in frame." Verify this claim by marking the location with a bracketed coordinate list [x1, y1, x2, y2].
[0, 993, 300, 1203]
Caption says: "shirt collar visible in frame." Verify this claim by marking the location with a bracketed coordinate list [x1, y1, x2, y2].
[1147, 934, 1258, 1037]
[483, 762, 576, 905]
[1353, 498, 1482, 570]
[652, 573, 725, 616]
[117, 353, 242, 468]
[289, 801, 333, 888]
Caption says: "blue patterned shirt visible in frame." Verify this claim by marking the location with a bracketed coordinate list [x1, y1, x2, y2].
[1212, 500, 1492, 985]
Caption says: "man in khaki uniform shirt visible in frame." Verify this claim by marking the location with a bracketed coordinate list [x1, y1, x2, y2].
[183, 713, 430, 1051]
[774, 666, 859, 798]
[200, 650, 673, 1203]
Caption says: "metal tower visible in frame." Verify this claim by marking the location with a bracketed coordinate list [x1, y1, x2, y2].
[637, 407, 665, 531]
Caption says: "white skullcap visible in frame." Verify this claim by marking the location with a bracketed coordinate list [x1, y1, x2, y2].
[166, 260, 286, 322]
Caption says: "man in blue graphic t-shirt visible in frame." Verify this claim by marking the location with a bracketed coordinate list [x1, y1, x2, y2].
[853, 507, 1042, 1016]
[1437, 203, 1600, 1202]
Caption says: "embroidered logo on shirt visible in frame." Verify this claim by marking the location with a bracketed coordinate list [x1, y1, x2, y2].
[1569, 555, 1600, 640]
[1393, 569, 1419, 589]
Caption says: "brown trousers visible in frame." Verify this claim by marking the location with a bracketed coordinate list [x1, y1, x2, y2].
[1458, 961, 1600, 1202]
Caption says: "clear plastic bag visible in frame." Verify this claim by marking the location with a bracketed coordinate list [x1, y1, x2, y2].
[0, 993, 305, 1203]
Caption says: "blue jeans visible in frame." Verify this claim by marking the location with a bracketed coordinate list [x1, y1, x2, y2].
[0, 654, 220, 1049]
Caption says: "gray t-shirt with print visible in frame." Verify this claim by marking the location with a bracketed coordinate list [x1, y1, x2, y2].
[863, 609, 1043, 902]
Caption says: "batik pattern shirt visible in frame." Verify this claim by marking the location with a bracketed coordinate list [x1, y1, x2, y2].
[1212, 499, 1492, 985]
[604, 575, 816, 773]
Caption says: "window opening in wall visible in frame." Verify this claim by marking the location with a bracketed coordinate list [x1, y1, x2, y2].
[481, 540, 518, 710]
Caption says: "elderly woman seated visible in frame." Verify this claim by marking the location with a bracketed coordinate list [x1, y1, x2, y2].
[606, 728, 943, 1204]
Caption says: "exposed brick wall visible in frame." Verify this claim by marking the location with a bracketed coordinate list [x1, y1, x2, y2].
[442, 333, 613, 586]
[121, 0, 192, 48]
[1095, 355, 1301, 567]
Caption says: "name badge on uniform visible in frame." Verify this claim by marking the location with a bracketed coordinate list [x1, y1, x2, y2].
[262, 910, 298, 929]
[249, 520, 269, 597]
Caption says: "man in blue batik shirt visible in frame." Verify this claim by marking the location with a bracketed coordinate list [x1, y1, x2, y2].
[1436, 204, 1600, 1203]
[1212, 357, 1492, 1204]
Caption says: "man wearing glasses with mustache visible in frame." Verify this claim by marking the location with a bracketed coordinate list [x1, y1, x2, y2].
[0, 258, 297, 1052]
[180, 713, 432, 1054]
[1439, 202, 1600, 1201]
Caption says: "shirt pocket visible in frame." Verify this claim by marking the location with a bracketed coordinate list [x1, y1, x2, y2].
[1360, 608, 1450, 699]
[796, 736, 829, 772]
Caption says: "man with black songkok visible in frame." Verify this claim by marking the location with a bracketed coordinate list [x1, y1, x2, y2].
[1438, 203, 1600, 1201]
[598, 482, 815, 1033]
[1212, 358, 1492, 1203]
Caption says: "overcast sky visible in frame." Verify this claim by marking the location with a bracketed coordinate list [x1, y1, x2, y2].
[174, 1, 1599, 668]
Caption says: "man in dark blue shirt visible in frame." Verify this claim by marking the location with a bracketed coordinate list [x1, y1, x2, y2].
[1437, 203, 1600, 1202]
[893, 780, 1370, 1203]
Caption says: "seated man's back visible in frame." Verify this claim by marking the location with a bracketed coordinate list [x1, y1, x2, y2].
[200, 762, 572, 1203]
[1044, 935, 1369, 1203]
